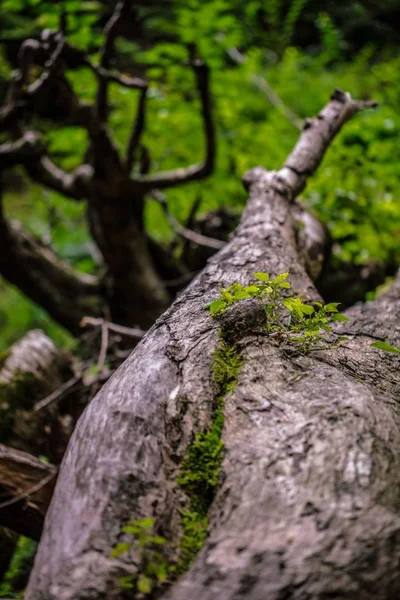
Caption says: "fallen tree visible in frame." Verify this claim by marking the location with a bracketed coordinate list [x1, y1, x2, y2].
[26, 91, 400, 600]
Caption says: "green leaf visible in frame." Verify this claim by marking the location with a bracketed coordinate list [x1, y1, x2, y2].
[283, 297, 298, 312]
[220, 289, 233, 303]
[110, 543, 131, 558]
[370, 341, 400, 354]
[151, 536, 167, 545]
[244, 285, 259, 294]
[137, 574, 153, 595]
[330, 314, 350, 322]
[272, 272, 289, 284]
[254, 272, 270, 282]
[324, 302, 341, 313]
[118, 575, 134, 589]
[208, 299, 226, 316]
[279, 282, 291, 288]
[299, 304, 314, 315]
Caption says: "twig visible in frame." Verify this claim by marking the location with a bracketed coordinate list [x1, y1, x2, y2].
[80, 317, 146, 339]
[151, 190, 225, 250]
[98, 321, 109, 372]
[34, 375, 81, 412]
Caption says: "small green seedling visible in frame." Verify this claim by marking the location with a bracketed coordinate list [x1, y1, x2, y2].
[206, 271, 350, 354]
[111, 518, 170, 595]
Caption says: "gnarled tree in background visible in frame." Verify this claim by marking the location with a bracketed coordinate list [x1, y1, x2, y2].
[0, 0, 216, 334]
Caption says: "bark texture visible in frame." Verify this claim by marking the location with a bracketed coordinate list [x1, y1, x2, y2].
[26, 92, 400, 600]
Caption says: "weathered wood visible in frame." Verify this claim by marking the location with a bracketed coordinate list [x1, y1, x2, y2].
[0, 330, 74, 462]
[0, 445, 56, 540]
[26, 92, 400, 600]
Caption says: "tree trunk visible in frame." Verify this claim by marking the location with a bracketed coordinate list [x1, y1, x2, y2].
[87, 188, 170, 328]
[26, 92, 400, 600]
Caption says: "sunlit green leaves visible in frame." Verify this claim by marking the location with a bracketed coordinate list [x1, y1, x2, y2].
[206, 271, 350, 354]
[371, 341, 400, 354]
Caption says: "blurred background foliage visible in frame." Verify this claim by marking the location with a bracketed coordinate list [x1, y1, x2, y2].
[0, 0, 400, 351]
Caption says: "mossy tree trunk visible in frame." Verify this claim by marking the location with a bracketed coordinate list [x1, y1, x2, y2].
[26, 92, 400, 600]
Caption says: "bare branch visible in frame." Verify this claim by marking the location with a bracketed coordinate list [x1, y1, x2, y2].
[85, 60, 147, 91]
[62, 41, 147, 90]
[151, 189, 225, 250]
[125, 86, 148, 172]
[33, 376, 81, 412]
[275, 89, 378, 198]
[96, 0, 131, 121]
[27, 32, 65, 96]
[131, 59, 215, 191]
[0, 131, 45, 167]
[80, 316, 145, 340]
[25, 156, 93, 200]
[0, 218, 103, 334]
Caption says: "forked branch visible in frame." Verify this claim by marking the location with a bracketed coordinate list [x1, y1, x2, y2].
[131, 59, 215, 191]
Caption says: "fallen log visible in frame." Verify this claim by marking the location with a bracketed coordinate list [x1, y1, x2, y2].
[26, 91, 400, 600]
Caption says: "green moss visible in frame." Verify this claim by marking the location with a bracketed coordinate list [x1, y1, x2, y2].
[176, 338, 244, 572]
[0, 371, 36, 440]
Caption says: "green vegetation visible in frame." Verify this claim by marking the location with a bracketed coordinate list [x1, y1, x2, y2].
[110, 517, 170, 595]
[176, 339, 244, 572]
[1, 1, 400, 349]
[0, 371, 36, 439]
[207, 272, 349, 354]
[371, 341, 400, 354]
[0, 536, 37, 599]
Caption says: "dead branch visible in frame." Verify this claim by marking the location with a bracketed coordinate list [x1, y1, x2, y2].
[25, 156, 93, 201]
[0, 445, 56, 540]
[26, 92, 390, 600]
[126, 86, 148, 172]
[0, 218, 103, 335]
[151, 190, 225, 250]
[80, 316, 145, 340]
[96, 0, 131, 121]
[0, 131, 45, 167]
[131, 58, 215, 191]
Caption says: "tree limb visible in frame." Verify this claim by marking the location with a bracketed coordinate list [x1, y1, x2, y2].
[25, 156, 93, 201]
[0, 131, 45, 167]
[131, 59, 215, 191]
[0, 218, 103, 334]
[96, 0, 131, 122]
[0, 329, 75, 462]
[151, 189, 225, 250]
[125, 86, 148, 172]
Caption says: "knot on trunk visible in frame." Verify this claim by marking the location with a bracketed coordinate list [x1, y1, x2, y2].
[218, 298, 266, 344]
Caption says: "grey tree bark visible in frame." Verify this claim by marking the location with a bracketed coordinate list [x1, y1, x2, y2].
[26, 91, 400, 600]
